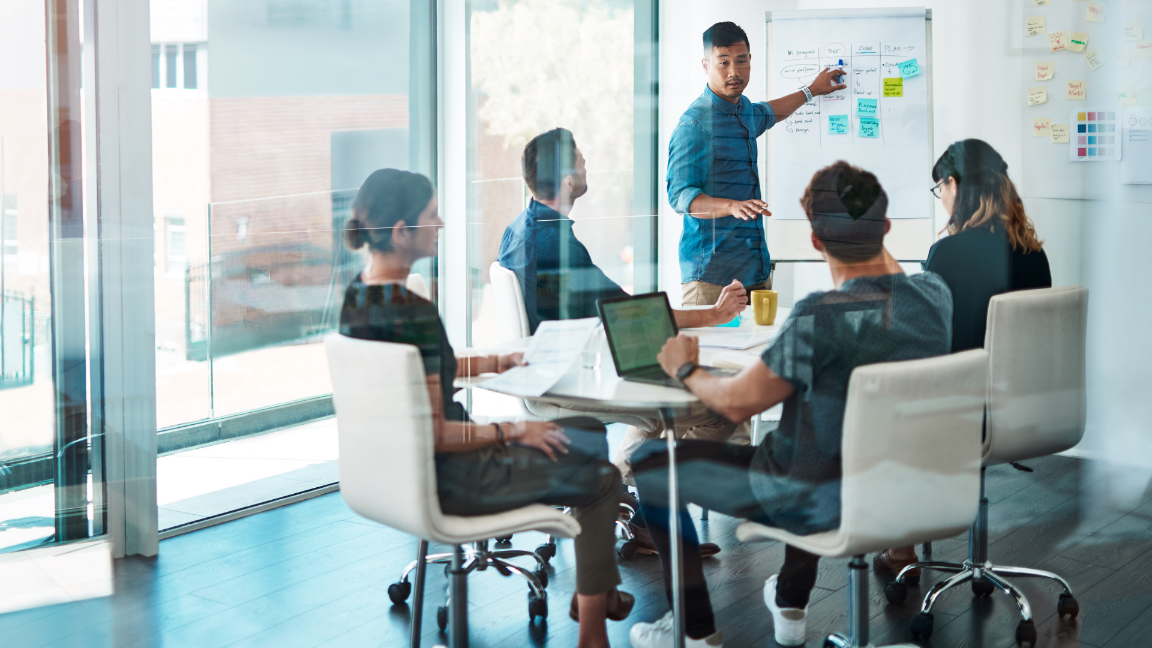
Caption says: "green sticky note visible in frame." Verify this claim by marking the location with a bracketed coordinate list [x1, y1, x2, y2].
[859, 118, 880, 138]
[857, 98, 877, 116]
[828, 115, 849, 134]
[883, 77, 904, 97]
[898, 58, 921, 78]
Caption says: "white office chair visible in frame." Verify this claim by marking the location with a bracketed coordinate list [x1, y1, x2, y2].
[886, 286, 1088, 646]
[737, 350, 989, 648]
[326, 334, 581, 648]
[406, 273, 431, 300]
[489, 262, 530, 343]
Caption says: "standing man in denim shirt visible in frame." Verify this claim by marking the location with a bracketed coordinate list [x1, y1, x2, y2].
[670, 22, 846, 305]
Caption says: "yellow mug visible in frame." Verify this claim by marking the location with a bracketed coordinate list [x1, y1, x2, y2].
[751, 290, 778, 326]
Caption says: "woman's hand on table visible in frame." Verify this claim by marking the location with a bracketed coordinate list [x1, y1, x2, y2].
[509, 421, 570, 461]
[496, 352, 525, 373]
[657, 333, 701, 378]
[711, 279, 748, 324]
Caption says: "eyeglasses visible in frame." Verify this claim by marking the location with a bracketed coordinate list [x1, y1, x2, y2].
[929, 180, 945, 199]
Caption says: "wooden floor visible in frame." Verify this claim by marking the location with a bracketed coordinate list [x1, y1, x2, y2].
[3, 455, 1151, 648]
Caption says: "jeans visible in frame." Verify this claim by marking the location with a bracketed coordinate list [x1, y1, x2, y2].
[632, 439, 821, 639]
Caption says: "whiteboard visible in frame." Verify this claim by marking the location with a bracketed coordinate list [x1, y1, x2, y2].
[766, 8, 932, 223]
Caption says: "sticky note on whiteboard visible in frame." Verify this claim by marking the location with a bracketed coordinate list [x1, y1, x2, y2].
[1033, 0, 1052, 5]
[1069, 32, 1089, 52]
[1138, 40, 1152, 58]
[1124, 22, 1143, 41]
[1026, 16, 1046, 37]
[1035, 61, 1054, 81]
[898, 58, 921, 78]
[828, 115, 849, 134]
[1033, 118, 1052, 138]
[1085, 2, 1105, 23]
[857, 98, 877, 117]
[1067, 81, 1086, 100]
[1118, 86, 1137, 107]
[1050, 124, 1070, 143]
[1028, 87, 1048, 105]
[1084, 49, 1105, 71]
[1048, 31, 1069, 52]
[859, 118, 880, 138]
[883, 78, 903, 97]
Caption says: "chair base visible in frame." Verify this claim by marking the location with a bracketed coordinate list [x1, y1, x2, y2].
[825, 556, 921, 648]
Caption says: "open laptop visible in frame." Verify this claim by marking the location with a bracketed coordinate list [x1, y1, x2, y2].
[598, 292, 732, 388]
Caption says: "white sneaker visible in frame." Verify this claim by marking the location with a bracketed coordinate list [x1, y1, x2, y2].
[629, 611, 724, 648]
[763, 574, 807, 647]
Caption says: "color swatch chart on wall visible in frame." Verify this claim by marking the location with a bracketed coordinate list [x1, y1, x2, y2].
[1071, 109, 1121, 161]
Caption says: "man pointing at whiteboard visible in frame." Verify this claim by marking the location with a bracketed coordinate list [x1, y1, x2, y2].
[669, 21, 845, 305]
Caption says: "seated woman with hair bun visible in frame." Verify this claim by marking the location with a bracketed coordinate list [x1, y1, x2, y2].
[338, 168, 632, 648]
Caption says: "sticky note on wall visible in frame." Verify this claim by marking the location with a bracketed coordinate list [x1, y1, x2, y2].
[828, 115, 849, 134]
[857, 98, 878, 117]
[1050, 124, 1070, 143]
[859, 118, 880, 138]
[1026, 16, 1046, 37]
[1033, 0, 1052, 5]
[883, 78, 903, 97]
[1085, 49, 1105, 71]
[1125, 22, 1143, 41]
[1115, 51, 1132, 67]
[898, 58, 921, 78]
[1067, 81, 1086, 100]
[1085, 2, 1105, 23]
[1048, 31, 1069, 52]
[1028, 86, 1048, 105]
[1118, 86, 1137, 107]
[1069, 32, 1089, 52]
[1035, 61, 1054, 80]
[1138, 40, 1152, 58]
[1033, 119, 1052, 138]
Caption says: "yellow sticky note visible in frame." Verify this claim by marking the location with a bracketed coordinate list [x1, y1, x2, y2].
[1125, 22, 1144, 41]
[1026, 16, 1046, 37]
[1067, 80, 1086, 100]
[1084, 49, 1105, 71]
[1068, 32, 1089, 52]
[883, 77, 903, 97]
[1035, 61, 1055, 81]
[1050, 124, 1070, 143]
[1118, 86, 1137, 108]
[1138, 40, 1152, 59]
[1028, 86, 1048, 105]
[1086, 2, 1106, 23]
[1033, 0, 1052, 5]
[1048, 31, 1069, 52]
[1115, 51, 1132, 67]
[1033, 119, 1052, 138]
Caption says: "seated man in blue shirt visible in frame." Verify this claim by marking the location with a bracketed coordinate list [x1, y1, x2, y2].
[627, 161, 953, 648]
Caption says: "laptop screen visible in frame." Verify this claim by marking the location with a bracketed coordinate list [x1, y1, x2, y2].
[599, 293, 677, 373]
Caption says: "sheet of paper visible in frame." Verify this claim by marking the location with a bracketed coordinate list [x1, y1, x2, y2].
[1125, 21, 1144, 41]
[898, 58, 921, 78]
[857, 97, 878, 116]
[1084, 49, 1105, 71]
[477, 318, 599, 398]
[708, 350, 761, 371]
[883, 77, 903, 97]
[1035, 61, 1054, 81]
[1048, 30, 1069, 52]
[1068, 32, 1089, 52]
[684, 328, 778, 351]
[828, 114, 849, 134]
[1085, 2, 1105, 23]
[1138, 40, 1152, 58]
[1028, 86, 1048, 105]
[1115, 51, 1132, 67]
[1121, 110, 1152, 184]
[1026, 16, 1046, 37]
[1051, 123, 1070, 143]
[1067, 81, 1086, 101]
[859, 117, 880, 138]
[1118, 86, 1138, 108]
[1033, 118, 1052, 138]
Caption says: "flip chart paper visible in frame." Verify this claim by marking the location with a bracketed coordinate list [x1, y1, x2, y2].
[1125, 22, 1144, 41]
[1085, 2, 1105, 23]
[1028, 86, 1048, 105]
[1067, 81, 1086, 101]
[1026, 16, 1046, 37]
[1049, 31, 1069, 52]
[1035, 61, 1054, 81]
[1050, 124, 1070, 143]
[828, 115, 849, 134]
[1084, 49, 1105, 71]
[1069, 32, 1089, 52]
[857, 97, 878, 117]
[859, 118, 880, 138]
[898, 58, 921, 78]
[1118, 86, 1137, 108]
[883, 77, 904, 97]
[1033, 118, 1052, 138]
[1138, 40, 1152, 58]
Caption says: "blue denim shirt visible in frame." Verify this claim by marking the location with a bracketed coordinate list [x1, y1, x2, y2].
[668, 85, 776, 286]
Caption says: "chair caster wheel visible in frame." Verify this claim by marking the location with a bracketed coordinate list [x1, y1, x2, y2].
[1016, 619, 1037, 646]
[387, 581, 412, 605]
[495, 535, 513, 545]
[436, 606, 448, 631]
[885, 581, 908, 605]
[972, 577, 996, 597]
[533, 567, 549, 588]
[910, 612, 934, 640]
[615, 538, 637, 560]
[535, 543, 556, 562]
[1057, 593, 1079, 619]
[528, 591, 548, 622]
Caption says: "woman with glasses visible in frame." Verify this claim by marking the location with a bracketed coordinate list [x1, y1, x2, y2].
[873, 139, 1051, 581]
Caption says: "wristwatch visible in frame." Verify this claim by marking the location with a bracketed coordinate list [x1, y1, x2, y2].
[675, 361, 700, 384]
[799, 85, 814, 102]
